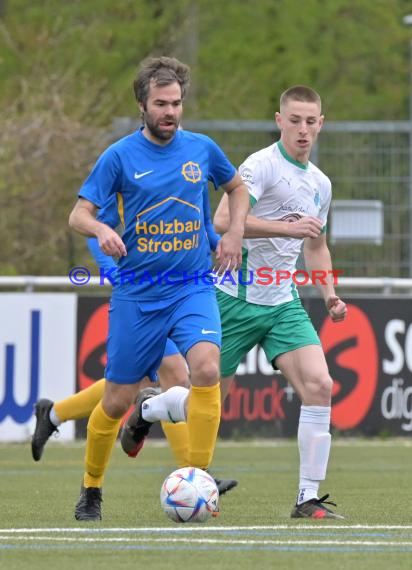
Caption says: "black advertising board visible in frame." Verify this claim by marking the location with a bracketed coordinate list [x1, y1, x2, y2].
[76, 296, 412, 438]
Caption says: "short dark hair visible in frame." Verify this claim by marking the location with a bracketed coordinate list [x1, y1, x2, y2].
[133, 56, 190, 105]
[280, 85, 321, 111]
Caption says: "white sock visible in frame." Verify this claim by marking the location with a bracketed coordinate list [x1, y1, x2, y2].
[297, 405, 331, 505]
[142, 386, 189, 423]
[49, 406, 62, 427]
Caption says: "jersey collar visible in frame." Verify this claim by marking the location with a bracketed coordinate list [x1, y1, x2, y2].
[137, 126, 181, 152]
[277, 141, 308, 170]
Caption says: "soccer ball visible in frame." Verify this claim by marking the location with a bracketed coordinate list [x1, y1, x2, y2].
[160, 467, 219, 523]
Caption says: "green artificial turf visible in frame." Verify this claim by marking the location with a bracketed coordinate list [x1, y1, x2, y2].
[1, 439, 412, 570]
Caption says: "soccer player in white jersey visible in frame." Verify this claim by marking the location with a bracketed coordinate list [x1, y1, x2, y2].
[126, 85, 347, 519]
[214, 85, 347, 518]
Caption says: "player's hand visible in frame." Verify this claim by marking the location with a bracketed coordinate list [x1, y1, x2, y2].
[288, 217, 323, 239]
[214, 229, 243, 275]
[326, 295, 347, 322]
[96, 225, 127, 257]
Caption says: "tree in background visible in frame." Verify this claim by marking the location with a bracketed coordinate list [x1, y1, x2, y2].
[0, 0, 410, 274]
[0, 0, 191, 274]
[196, 0, 408, 120]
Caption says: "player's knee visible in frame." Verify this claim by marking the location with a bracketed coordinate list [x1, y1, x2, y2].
[193, 359, 220, 386]
[304, 373, 333, 404]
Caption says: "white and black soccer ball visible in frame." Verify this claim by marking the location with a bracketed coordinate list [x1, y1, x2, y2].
[160, 467, 219, 523]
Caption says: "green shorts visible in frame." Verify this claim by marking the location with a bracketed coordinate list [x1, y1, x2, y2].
[217, 288, 321, 377]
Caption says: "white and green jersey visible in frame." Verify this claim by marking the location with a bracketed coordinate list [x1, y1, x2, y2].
[216, 141, 332, 306]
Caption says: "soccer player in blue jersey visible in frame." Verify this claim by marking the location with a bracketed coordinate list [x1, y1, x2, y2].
[32, 189, 237, 494]
[68, 56, 249, 520]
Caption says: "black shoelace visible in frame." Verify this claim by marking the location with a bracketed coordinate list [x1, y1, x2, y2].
[315, 494, 337, 507]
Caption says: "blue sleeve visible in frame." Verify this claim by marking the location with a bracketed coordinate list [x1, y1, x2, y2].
[202, 186, 221, 252]
[205, 136, 236, 189]
[79, 146, 122, 207]
[86, 237, 117, 272]
[96, 195, 121, 228]
[86, 194, 121, 272]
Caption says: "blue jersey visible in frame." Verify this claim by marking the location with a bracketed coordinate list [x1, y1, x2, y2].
[86, 200, 120, 272]
[203, 187, 220, 252]
[86, 181, 220, 271]
[80, 128, 232, 301]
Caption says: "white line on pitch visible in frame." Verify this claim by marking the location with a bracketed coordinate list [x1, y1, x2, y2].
[1, 536, 412, 547]
[2, 525, 412, 533]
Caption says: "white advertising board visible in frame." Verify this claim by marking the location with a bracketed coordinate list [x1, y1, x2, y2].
[0, 294, 77, 441]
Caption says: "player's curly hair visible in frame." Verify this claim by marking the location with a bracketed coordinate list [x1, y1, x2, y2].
[134, 56, 190, 107]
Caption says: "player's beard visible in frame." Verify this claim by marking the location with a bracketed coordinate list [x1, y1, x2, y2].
[143, 112, 179, 142]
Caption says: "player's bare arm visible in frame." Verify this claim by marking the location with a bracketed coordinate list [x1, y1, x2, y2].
[69, 198, 127, 257]
[303, 233, 347, 322]
[242, 214, 323, 239]
[214, 193, 322, 239]
[215, 173, 249, 273]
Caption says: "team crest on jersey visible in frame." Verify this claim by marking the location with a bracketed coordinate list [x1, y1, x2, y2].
[313, 189, 320, 206]
[181, 161, 202, 183]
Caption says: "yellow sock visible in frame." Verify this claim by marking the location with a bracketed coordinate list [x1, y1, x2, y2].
[161, 421, 189, 468]
[54, 379, 106, 422]
[187, 384, 220, 470]
[83, 401, 121, 488]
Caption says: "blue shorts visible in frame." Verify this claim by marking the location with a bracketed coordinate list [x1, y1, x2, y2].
[105, 288, 221, 384]
[163, 338, 179, 358]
